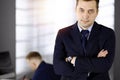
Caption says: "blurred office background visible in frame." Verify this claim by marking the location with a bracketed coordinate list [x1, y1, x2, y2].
[0, 0, 120, 80]
[0, 0, 15, 79]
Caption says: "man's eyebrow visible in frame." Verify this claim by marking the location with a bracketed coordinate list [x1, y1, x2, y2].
[79, 7, 84, 9]
[79, 7, 84, 10]
[88, 9, 94, 10]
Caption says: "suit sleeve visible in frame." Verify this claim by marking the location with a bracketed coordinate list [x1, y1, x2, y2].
[90, 30, 115, 73]
[32, 71, 50, 80]
[75, 30, 116, 73]
[53, 30, 75, 76]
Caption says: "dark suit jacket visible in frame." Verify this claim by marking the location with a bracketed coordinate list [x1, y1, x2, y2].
[32, 61, 61, 80]
[53, 22, 115, 80]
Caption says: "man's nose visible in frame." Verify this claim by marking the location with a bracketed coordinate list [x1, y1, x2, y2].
[83, 12, 89, 20]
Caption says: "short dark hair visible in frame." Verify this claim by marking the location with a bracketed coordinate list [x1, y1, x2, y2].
[76, 0, 99, 9]
[26, 51, 42, 60]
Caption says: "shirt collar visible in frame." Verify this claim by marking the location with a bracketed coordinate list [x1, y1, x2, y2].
[77, 22, 93, 33]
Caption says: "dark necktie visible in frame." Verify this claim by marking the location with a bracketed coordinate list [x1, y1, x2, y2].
[81, 30, 89, 55]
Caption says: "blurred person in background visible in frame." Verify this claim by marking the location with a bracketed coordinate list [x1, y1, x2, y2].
[26, 51, 61, 80]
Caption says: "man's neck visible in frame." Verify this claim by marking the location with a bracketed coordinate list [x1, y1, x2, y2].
[77, 22, 94, 30]
[77, 22, 93, 33]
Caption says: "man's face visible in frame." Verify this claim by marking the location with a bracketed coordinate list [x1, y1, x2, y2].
[76, 0, 98, 28]
[26, 59, 36, 71]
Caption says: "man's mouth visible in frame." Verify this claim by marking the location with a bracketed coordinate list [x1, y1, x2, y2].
[81, 20, 89, 23]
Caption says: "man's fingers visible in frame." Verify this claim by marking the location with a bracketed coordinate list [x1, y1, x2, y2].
[65, 58, 69, 62]
[97, 50, 108, 58]
[102, 50, 108, 56]
[65, 56, 73, 62]
[104, 50, 108, 54]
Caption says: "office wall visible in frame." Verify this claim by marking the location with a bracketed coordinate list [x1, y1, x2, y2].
[0, 0, 15, 71]
[114, 0, 120, 80]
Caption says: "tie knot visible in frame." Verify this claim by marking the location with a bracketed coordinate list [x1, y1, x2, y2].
[81, 30, 89, 38]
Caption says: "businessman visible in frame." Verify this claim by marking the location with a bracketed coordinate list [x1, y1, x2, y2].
[26, 51, 61, 80]
[53, 0, 115, 80]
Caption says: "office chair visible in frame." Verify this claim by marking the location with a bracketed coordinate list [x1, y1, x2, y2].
[0, 51, 13, 75]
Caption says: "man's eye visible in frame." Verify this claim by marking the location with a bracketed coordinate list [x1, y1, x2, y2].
[88, 10, 94, 14]
[80, 8, 84, 12]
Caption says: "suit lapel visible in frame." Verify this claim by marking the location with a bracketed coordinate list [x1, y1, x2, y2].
[86, 22, 101, 54]
[70, 22, 84, 54]
[88, 22, 100, 42]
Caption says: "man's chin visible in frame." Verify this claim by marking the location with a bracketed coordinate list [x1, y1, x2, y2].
[81, 24, 90, 28]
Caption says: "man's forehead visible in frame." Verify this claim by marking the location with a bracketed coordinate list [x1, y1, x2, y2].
[77, 1, 97, 9]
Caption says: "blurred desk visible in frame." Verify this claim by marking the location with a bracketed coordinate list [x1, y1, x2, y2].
[0, 72, 15, 80]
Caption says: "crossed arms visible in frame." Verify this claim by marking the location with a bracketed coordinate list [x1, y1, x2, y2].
[53, 29, 115, 76]
[66, 49, 108, 65]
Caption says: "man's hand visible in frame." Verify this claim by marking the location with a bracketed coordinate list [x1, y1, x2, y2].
[97, 49, 108, 58]
[71, 57, 77, 65]
[65, 56, 76, 65]
[65, 56, 72, 62]
[22, 75, 30, 80]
